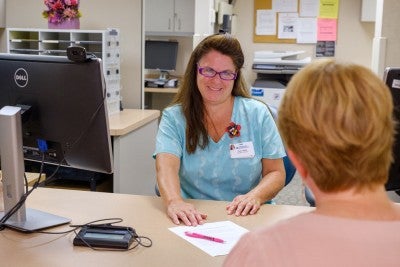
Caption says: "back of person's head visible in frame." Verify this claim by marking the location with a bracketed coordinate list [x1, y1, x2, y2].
[277, 59, 395, 192]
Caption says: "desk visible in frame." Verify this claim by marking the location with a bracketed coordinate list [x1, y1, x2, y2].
[0, 172, 45, 187]
[108, 109, 160, 195]
[0, 188, 313, 266]
[144, 87, 179, 94]
[144, 87, 178, 110]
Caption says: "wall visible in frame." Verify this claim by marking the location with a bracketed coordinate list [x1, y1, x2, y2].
[2, 0, 143, 109]
[0, 0, 6, 52]
[381, 0, 400, 69]
[0, 0, 5, 27]
[1, 0, 379, 109]
[233, 0, 375, 87]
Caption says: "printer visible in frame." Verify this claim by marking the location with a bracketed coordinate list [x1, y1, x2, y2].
[251, 51, 310, 108]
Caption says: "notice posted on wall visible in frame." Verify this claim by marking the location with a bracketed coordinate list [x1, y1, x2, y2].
[316, 41, 335, 57]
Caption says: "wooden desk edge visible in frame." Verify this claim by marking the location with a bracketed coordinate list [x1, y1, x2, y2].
[144, 87, 179, 93]
[109, 109, 160, 136]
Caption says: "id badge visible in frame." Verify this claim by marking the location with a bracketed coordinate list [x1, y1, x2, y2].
[229, 141, 255, 158]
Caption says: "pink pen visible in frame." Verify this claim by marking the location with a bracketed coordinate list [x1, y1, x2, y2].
[184, 231, 225, 243]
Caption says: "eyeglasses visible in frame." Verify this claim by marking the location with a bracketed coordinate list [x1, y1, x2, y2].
[197, 65, 237, 81]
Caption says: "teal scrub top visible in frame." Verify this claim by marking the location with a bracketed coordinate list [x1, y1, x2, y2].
[154, 96, 286, 201]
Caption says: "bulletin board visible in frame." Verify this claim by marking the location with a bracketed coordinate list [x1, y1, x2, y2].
[253, 0, 297, 43]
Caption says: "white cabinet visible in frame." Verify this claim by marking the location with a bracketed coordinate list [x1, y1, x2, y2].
[174, 0, 195, 34]
[145, 0, 213, 36]
[0, 0, 5, 27]
[145, 0, 175, 33]
[361, 0, 377, 22]
[7, 28, 121, 115]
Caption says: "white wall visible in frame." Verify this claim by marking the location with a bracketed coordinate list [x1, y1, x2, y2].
[2, 0, 143, 109]
[233, 0, 375, 87]
[0, 0, 381, 108]
[380, 0, 400, 69]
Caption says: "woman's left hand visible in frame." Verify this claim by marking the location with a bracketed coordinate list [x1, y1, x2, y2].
[226, 194, 261, 216]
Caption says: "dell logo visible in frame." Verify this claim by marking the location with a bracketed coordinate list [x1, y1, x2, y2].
[14, 68, 28, 88]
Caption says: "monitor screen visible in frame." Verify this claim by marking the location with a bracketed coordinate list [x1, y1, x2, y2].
[383, 67, 400, 191]
[0, 53, 113, 231]
[145, 40, 178, 80]
[0, 53, 113, 174]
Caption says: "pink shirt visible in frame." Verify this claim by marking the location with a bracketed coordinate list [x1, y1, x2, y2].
[224, 212, 400, 267]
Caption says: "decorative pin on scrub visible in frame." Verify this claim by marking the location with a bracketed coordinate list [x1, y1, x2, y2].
[226, 122, 241, 138]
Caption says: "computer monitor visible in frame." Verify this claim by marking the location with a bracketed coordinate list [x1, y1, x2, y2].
[383, 67, 400, 192]
[145, 40, 178, 81]
[0, 53, 113, 231]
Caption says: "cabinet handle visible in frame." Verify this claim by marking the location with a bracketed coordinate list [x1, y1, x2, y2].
[168, 18, 171, 30]
[178, 18, 181, 30]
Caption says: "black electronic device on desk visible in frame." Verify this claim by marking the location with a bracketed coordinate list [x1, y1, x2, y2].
[73, 225, 137, 249]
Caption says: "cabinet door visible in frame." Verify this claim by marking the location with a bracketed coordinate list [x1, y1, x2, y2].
[361, 0, 377, 22]
[145, 0, 175, 33]
[0, 0, 5, 27]
[174, 0, 195, 34]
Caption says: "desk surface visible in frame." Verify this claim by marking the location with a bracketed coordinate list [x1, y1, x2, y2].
[144, 87, 179, 94]
[0, 188, 313, 267]
[108, 108, 160, 136]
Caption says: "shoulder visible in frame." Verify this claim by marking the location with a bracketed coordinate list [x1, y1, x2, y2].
[234, 97, 273, 123]
[235, 96, 270, 113]
[163, 104, 182, 115]
[162, 104, 184, 120]
[224, 214, 305, 266]
[236, 96, 267, 107]
[252, 212, 314, 236]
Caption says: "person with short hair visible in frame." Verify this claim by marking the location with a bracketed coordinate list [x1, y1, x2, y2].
[154, 33, 286, 226]
[224, 59, 400, 266]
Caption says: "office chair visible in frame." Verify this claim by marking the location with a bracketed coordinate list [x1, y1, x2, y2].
[383, 67, 400, 198]
[155, 104, 297, 196]
[267, 105, 296, 186]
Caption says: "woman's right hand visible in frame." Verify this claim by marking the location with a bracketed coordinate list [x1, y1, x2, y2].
[156, 153, 206, 225]
[167, 199, 207, 226]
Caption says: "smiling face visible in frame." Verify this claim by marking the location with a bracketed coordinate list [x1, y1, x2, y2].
[196, 50, 236, 106]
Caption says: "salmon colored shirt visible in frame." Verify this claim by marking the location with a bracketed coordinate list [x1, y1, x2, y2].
[224, 211, 400, 267]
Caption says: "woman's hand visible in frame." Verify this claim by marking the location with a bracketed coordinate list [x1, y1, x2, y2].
[226, 158, 286, 217]
[167, 199, 208, 226]
[156, 153, 207, 225]
[226, 193, 262, 216]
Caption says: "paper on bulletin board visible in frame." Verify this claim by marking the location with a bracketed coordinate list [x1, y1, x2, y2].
[297, 17, 317, 43]
[317, 18, 337, 41]
[319, 0, 339, 18]
[299, 0, 319, 17]
[272, 0, 298, 12]
[278, 12, 298, 39]
[256, 9, 276, 35]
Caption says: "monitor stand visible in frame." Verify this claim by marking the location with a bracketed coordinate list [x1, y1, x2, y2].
[0, 208, 71, 232]
[0, 106, 70, 232]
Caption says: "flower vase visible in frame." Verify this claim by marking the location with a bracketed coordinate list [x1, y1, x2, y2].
[48, 18, 80, 30]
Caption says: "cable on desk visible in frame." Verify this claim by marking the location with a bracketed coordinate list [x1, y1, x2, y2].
[35, 218, 153, 251]
[70, 218, 153, 251]
[0, 154, 46, 231]
[0, 91, 106, 231]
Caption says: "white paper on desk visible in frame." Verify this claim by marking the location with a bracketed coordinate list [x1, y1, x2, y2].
[169, 221, 249, 257]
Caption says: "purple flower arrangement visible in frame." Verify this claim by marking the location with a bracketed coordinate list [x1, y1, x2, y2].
[43, 0, 81, 24]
